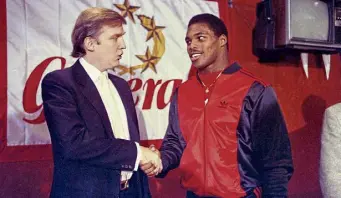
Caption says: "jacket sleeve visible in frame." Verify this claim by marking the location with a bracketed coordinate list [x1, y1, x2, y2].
[42, 72, 137, 170]
[320, 105, 341, 197]
[251, 84, 294, 197]
[157, 90, 186, 178]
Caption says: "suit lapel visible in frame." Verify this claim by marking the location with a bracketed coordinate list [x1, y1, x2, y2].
[109, 75, 140, 142]
[72, 60, 114, 138]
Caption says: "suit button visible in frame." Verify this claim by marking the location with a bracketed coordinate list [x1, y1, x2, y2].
[124, 165, 128, 168]
[128, 165, 132, 169]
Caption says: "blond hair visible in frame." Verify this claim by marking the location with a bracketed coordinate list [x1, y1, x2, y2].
[71, 7, 126, 57]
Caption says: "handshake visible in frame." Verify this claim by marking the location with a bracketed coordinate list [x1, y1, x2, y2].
[139, 145, 162, 177]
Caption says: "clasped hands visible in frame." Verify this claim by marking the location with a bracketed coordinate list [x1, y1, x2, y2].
[139, 145, 162, 177]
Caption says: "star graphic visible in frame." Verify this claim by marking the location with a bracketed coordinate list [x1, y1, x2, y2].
[138, 15, 165, 41]
[114, 0, 140, 23]
[136, 47, 159, 73]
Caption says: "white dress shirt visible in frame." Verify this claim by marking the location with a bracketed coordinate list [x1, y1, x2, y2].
[80, 58, 141, 181]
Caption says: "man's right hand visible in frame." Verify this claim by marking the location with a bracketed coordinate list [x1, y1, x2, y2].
[139, 146, 162, 177]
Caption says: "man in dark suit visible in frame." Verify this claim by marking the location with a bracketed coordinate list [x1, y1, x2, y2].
[42, 7, 161, 198]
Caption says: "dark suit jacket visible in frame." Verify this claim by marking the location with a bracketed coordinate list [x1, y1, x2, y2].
[42, 60, 151, 198]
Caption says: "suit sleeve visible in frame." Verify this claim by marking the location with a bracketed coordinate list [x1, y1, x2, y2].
[251, 85, 294, 197]
[320, 106, 341, 197]
[157, 90, 186, 178]
[42, 72, 137, 170]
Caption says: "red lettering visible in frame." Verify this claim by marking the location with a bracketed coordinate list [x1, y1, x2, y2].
[23, 56, 183, 125]
[157, 79, 182, 109]
[23, 57, 66, 124]
[142, 79, 162, 110]
[128, 78, 143, 105]
[129, 78, 183, 110]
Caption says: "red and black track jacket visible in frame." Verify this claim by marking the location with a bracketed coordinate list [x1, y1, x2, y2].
[158, 63, 294, 198]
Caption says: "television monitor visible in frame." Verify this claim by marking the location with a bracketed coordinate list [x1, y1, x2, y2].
[253, 0, 341, 53]
[290, 0, 329, 42]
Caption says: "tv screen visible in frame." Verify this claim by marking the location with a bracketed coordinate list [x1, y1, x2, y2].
[290, 0, 329, 42]
[253, 0, 341, 53]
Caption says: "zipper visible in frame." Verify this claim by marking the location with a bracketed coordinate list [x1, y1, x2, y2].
[203, 89, 208, 195]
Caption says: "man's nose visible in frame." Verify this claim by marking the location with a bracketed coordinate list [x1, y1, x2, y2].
[120, 38, 126, 49]
[188, 42, 198, 52]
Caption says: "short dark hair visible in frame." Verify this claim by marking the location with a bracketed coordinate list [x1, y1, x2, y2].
[188, 13, 228, 38]
[71, 7, 126, 58]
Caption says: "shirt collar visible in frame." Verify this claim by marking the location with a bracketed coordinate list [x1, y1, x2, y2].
[79, 57, 108, 83]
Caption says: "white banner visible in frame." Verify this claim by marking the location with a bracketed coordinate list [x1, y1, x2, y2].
[6, 0, 219, 145]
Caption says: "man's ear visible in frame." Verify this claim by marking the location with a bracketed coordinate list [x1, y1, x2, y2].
[84, 37, 96, 52]
[219, 34, 228, 47]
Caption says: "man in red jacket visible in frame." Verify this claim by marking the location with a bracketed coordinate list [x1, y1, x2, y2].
[143, 13, 294, 198]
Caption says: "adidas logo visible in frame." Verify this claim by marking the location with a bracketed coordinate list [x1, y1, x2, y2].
[218, 100, 228, 108]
